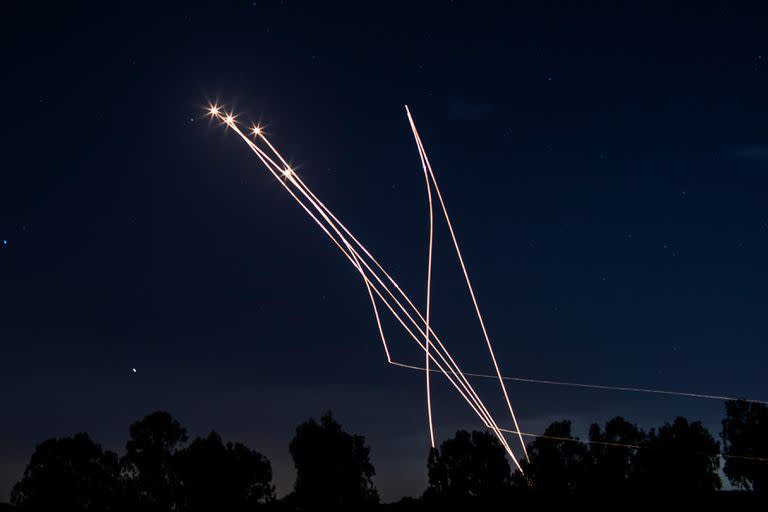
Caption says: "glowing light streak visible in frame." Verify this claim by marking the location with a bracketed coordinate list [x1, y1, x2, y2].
[257, 134, 519, 450]
[388, 361, 768, 405]
[254, 125, 510, 424]
[209, 104, 768, 469]
[256, 130, 520, 461]
[210, 106, 525, 470]
[217, 114, 475, 401]
[419, 122, 437, 449]
[256, 129, 522, 455]
[406, 106, 529, 462]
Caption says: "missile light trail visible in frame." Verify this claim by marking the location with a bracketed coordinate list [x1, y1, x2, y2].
[208, 103, 527, 471]
[206, 103, 767, 468]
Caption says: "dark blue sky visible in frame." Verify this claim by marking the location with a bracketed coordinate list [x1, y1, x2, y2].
[2, 0, 767, 502]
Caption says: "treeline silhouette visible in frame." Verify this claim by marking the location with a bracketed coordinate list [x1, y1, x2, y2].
[5, 400, 767, 511]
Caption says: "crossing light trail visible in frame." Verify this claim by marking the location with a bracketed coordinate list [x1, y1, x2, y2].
[406, 106, 529, 462]
[206, 103, 766, 468]
[264, 120, 524, 465]
[247, 110, 527, 458]
[208, 104, 527, 471]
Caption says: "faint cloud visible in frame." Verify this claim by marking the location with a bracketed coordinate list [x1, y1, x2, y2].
[447, 97, 494, 121]
[733, 144, 768, 161]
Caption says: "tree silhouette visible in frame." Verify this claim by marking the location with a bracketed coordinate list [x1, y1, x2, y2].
[121, 411, 188, 511]
[11, 408, 768, 509]
[518, 420, 590, 493]
[721, 400, 768, 493]
[426, 430, 511, 498]
[425, 447, 448, 497]
[175, 431, 275, 510]
[289, 412, 378, 510]
[10, 432, 119, 511]
[632, 416, 721, 493]
[587, 416, 645, 494]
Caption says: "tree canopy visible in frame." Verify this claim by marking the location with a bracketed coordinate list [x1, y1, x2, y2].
[175, 431, 275, 510]
[8, 404, 767, 510]
[631, 417, 721, 494]
[426, 430, 511, 498]
[289, 412, 378, 509]
[721, 399, 768, 493]
[587, 416, 645, 493]
[11, 433, 119, 511]
[121, 411, 188, 511]
[518, 420, 590, 493]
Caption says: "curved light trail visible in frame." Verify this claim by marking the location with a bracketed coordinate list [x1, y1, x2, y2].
[207, 103, 767, 470]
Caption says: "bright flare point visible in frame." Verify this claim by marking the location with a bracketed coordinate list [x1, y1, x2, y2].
[208, 102, 528, 473]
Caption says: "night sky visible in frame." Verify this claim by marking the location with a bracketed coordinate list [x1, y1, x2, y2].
[2, 1, 767, 502]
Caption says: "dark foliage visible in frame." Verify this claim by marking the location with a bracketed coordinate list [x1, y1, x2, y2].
[632, 416, 721, 494]
[722, 400, 768, 493]
[425, 447, 446, 496]
[10, 433, 119, 511]
[511, 416, 722, 497]
[289, 411, 378, 510]
[587, 416, 645, 493]
[517, 420, 590, 493]
[9, 411, 275, 511]
[121, 411, 188, 511]
[425, 430, 511, 498]
[9, 407, 768, 510]
[175, 431, 275, 510]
